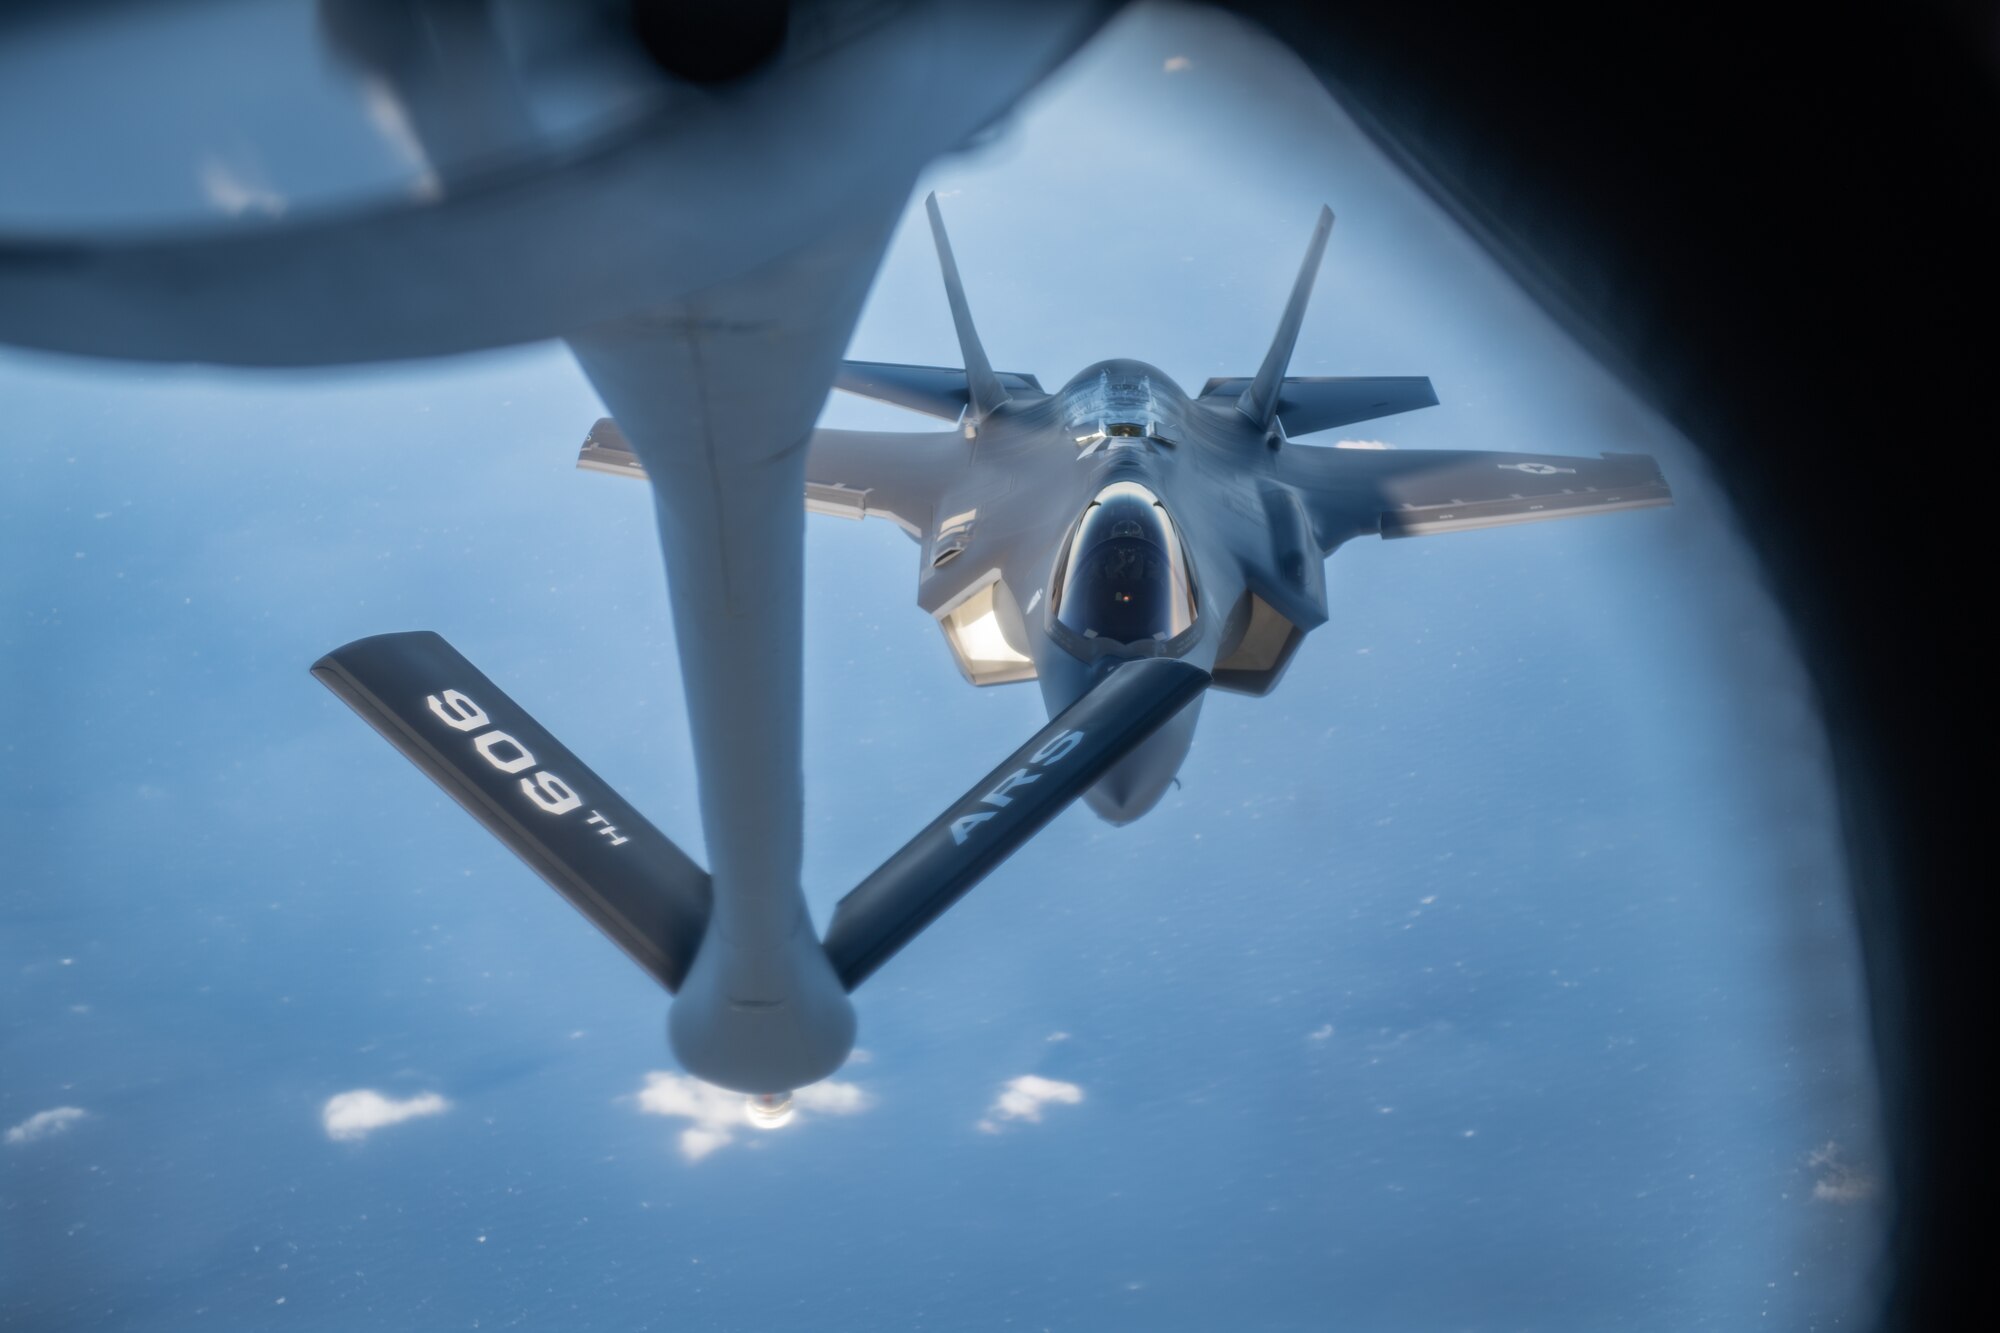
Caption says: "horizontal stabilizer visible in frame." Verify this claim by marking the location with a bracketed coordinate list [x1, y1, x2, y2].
[312, 631, 711, 992]
[821, 658, 1210, 990]
[834, 360, 1044, 421]
[1199, 375, 1437, 436]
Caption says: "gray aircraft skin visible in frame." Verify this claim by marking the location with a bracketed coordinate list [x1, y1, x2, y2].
[582, 197, 1673, 828]
[0, 5, 1666, 1106]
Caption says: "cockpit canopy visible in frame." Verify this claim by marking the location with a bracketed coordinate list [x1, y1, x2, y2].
[1060, 360, 1186, 448]
[1052, 481, 1198, 646]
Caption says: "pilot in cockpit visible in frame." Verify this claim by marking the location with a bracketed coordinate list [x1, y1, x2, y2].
[1053, 483, 1198, 648]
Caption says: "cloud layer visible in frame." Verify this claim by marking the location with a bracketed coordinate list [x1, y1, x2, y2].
[633, 1072, 871, 1161]
[5, 1106, 87, 1146]
[322, 1089, 450, 1142]
[977, 1075, 1084, 1133]
[1808, 1141, 1877, 1204]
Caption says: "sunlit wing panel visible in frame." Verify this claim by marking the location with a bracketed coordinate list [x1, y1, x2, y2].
[803, 426, 968, 538]
[1283, 446, 1671, 541]
[1366, 450, 1671, 537]
[576, 419, 961, 538]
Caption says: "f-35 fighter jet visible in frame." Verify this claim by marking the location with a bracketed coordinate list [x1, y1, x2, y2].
[582, 196, 1673, 828]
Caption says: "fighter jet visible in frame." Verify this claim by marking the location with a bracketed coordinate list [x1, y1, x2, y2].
[578, 195, 1674, 830]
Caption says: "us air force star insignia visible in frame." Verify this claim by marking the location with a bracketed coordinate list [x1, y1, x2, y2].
[1498, 462, 1577, 475]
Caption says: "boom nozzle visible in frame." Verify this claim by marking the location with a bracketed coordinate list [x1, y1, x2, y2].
[746, 1092, 796, 1129]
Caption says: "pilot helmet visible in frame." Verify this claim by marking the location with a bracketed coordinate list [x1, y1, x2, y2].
[1053, 482, 1197, 646]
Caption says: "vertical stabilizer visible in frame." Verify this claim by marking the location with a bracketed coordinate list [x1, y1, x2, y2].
[1238, 205, 1335, 431]
[925, 192, 1010, 424]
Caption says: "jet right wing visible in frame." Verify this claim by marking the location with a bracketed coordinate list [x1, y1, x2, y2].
[579, 417, 968, 540]
[1278, 446, 1672, 544]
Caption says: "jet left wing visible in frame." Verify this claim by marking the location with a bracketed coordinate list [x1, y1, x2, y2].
[834, 360, 1044, 422]
[580, 418, 966, 540]
[1278, 446, 1672, 544]
[802, 426, 969, 539]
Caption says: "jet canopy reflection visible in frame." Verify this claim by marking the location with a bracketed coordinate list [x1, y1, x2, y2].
[1051, 481, 1199, 647]
[1062, 362, 1186, 450]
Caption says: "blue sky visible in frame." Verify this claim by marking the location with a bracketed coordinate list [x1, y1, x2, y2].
[2, 5, 1884, 1329]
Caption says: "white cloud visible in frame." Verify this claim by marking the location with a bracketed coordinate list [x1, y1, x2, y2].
[1334, 439, 1396, 450]
[1808, 1141, 1877, 1204]
[632, 1073, 872, 1162]
[322, 1089, 450, 1142]
[1307, 1024, 1334, 1041]
[198, 157, 288, 218]
[1813, 1177, 1875, 1204]
[795, 1081, 871, 1115]
[977, 1075, 1084, 1133]
[6, 1106, 87, 1146]
[1163, 55, 1193, 73]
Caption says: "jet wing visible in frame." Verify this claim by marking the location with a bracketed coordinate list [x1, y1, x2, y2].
[1279, 446, 1672, 543]
[835, 360, 1044, 422]
[803, 426, 969, 539]
[577, 418, 966, 539]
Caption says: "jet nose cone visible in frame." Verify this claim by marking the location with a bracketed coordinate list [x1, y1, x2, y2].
[1079, 690, 1203, 826]
[1083, 772, 1174, 825]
